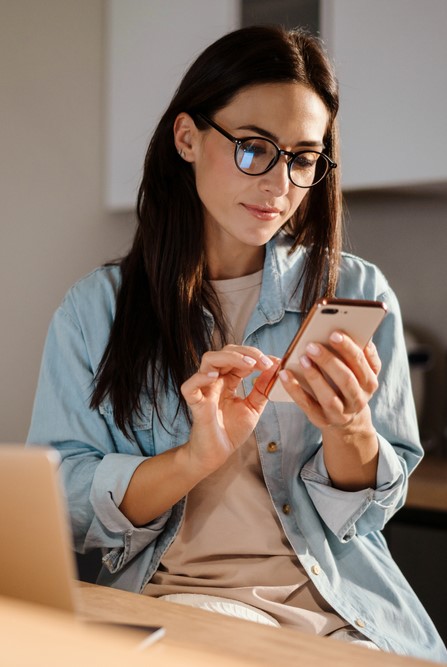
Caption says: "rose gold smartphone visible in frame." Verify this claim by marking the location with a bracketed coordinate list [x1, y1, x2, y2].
[266, 298, 388, 402]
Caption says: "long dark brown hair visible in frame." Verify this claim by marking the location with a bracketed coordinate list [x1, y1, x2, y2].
[90, 25, 342, 433]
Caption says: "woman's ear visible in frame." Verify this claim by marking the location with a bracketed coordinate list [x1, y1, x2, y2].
[173, 112, 198, 162]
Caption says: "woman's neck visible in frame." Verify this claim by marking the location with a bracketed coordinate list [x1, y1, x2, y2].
[206, 245, 265, 280]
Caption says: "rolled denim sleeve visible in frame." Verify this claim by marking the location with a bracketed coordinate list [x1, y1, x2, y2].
[27, 282, 170, 570]
[88, 453, 171, 572]
[300, 436, 407, 541]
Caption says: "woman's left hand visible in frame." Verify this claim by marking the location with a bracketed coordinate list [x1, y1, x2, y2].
[278, 331, 381, 430]
[278, 332, 382, 490]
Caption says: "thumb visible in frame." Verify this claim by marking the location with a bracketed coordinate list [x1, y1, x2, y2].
[246, 362, 279, 413]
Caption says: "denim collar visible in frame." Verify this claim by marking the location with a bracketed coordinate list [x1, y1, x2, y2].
[204, 232, 306, 334]
[241, 233, 305, 341]
[258, 232, 306, 320]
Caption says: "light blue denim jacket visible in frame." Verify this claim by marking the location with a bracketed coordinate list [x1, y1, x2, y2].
[28, 233, 446, 662]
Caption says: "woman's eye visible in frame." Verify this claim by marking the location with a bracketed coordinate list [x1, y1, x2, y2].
[294, 153, 318, 169]
[238, 140, 273, 170]
[243, 141, 268, 156]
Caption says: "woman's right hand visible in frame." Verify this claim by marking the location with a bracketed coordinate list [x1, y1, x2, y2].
[180, 344, 279, 476]
[120, 345, 278, 526]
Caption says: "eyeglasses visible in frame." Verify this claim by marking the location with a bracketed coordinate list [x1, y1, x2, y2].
[197, 113, 337, 189]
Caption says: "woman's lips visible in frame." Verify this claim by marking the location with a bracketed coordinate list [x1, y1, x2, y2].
[242, 204, 281, 221]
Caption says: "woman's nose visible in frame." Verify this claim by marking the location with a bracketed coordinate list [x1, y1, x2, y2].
[258, 157, 290, 196]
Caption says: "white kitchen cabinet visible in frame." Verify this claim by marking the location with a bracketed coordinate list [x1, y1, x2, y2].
[320, 0, 447, 190]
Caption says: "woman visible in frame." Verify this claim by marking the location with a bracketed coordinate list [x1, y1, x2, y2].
[27, 26, 446, 661]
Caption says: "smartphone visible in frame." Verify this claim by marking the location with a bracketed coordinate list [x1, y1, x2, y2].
[266, 298, 388, 402]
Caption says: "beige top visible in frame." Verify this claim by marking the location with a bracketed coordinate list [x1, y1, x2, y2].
[144, 271, 347, 635]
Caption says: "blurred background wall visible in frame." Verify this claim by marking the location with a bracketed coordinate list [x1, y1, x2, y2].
[0, 1, 135, 441]
[1, 0, 447, 454]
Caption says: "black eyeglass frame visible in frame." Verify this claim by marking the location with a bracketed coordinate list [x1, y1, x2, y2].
[196, 113, 337, 188]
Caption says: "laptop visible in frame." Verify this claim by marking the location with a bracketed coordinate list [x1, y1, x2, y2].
[0, 444, 79, 612]
[0, 444, 164, 647]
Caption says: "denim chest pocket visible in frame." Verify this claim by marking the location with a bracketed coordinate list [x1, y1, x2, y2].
[98, 397, 155, 457]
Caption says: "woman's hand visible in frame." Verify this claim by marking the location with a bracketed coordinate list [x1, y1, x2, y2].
[278, 331, 381, 430]
[279, 332, 382, 490]
[120, 345, 278, 526]
[181, 344, 279, 476]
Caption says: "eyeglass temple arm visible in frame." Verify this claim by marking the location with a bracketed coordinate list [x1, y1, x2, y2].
[196, 113, 241, 144]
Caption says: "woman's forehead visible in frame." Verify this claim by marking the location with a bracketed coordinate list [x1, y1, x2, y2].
[217, 82, 329, 143]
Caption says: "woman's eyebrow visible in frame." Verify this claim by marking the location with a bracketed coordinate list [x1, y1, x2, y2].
[237, 124, 324, 149]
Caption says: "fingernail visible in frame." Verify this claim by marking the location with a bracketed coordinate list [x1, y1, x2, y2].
[330, 331, 343, 343]
[306, 343, 320, 356]
[279, 369, 289, 382]
[300, 355, 312, 368]
[207, 371, 219, 378]
[260, 355, 273, 368]
[243, 355, 257, 366]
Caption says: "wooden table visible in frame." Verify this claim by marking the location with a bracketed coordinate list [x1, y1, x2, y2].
[77, 581, 439, 667]
[0, 582, 441, 667]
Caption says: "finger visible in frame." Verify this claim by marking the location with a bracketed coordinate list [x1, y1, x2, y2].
[221, 343, 276, 363]
[199, 347, 273, 378]
[280, 366, 366, 431]
[308, 334, 378, 396]
[277, 369, 331, 423]
[291, 345, 368, 421]
[364, 340, 382, 376]
[248, 362, 280, 412]
[334, 332, 381, 383]
[180, 371, 221, 407]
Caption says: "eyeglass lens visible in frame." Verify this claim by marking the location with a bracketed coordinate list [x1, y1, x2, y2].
[236, 139, 329, 187]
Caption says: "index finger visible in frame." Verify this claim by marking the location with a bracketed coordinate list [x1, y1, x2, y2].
[199, 346, 274, 377]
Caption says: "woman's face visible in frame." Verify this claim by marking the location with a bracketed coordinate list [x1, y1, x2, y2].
[177, 82, 329, 277]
